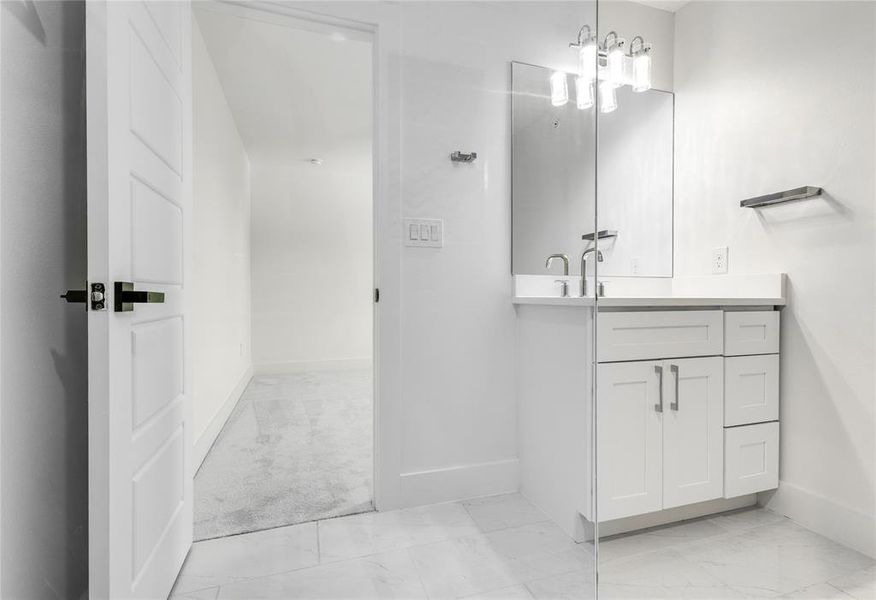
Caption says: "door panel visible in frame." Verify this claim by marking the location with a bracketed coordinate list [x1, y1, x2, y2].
[662, 357, 724, 509]
[597, 361, 663, 521]
[87, 1, 192, 598]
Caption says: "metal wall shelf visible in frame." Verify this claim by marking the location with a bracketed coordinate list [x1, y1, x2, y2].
[740, 186, 823, 208]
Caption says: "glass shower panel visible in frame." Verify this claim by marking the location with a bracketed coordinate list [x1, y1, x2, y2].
[507, 4, 599, 598]
[594, 5, 678, 596]
[282, 1, 600, 594]
[394, 1, 599, 596]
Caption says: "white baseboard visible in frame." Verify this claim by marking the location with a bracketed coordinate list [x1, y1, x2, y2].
[253, 357, 372, 375]
[194, 366, 252, 472]
[760, 481, 876, 559]
[597, 495, 757, 538]
[400, 458, 520, 507]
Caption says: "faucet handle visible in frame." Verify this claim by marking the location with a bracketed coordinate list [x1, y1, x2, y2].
[554, 279, 569, 298]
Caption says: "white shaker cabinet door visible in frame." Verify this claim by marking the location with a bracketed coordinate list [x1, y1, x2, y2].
[597, 361, 664, 521]
[662, 357, 725, 509]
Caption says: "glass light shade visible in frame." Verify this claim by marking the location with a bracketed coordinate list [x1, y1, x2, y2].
[575, 76, 594, 110]
[578, 42, 598, 83]
[632, 52, 652, 92]
[607, 45, 626, 87]
[599, 80, 617, 113]
[550, 71, 569, 107]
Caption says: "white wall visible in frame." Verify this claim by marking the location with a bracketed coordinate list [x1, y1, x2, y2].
[192, 18, 252, 464]
[250, 156, 373, 371]
[0, 1, 89, 596]
[673, 0, 876, 557]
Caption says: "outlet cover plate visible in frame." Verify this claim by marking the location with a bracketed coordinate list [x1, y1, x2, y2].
[712, 246, 729, 274]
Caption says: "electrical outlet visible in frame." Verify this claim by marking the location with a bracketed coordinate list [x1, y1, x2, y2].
[712, 246, 729, 274]
[631, 257, 640, 275]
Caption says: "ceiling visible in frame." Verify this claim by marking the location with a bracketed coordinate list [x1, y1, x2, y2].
[194, 6, 372, 168]
[631, 0, 691, 12]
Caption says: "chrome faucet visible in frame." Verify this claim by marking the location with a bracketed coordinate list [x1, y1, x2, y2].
[580, 248, 604, 297]
[545, 254, 570, 276]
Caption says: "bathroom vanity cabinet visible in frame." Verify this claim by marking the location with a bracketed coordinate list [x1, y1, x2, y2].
[596, 310, 780, 522]
[514, 274, 786, 541]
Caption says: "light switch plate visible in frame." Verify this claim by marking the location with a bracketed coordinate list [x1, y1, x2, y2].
[712, 246, 729, 274]
[404, 218, 443, 248]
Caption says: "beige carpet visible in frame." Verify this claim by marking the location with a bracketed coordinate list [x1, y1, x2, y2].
[194, 368, 373, 541]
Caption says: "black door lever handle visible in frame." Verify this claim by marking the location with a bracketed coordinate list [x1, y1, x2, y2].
[114, 281, 165, 312]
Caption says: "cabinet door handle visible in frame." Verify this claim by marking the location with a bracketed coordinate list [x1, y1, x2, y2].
[670, 364, 679, 411]
[654, 365, 664, 413]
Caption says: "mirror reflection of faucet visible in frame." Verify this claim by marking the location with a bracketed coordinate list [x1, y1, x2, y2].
[545, 254, 570, 297]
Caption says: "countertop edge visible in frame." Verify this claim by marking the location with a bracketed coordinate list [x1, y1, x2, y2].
[513, 296, 787, 307]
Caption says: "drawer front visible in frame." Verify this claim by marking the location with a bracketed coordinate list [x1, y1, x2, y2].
[725, 311, 780, 356]
[597, 310, 724, 362]
[725, 354, 780, 426]
[724, 422, 779, 498]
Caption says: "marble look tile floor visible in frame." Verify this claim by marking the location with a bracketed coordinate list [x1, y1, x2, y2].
[172, 494, 874, 600]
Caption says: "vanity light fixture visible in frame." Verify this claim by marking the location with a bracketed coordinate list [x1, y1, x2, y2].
[550, 71, 569, 107]
[604, 32, 626, 87]
[630, 36, 652, 92]
[559, 25, 653, 113]
[572, 25, 599, 84]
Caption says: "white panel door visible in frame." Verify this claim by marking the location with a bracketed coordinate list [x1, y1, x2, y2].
[86, 2, 192, 598]
[662, 357, 724, 509]
[597, 361, 663, 521]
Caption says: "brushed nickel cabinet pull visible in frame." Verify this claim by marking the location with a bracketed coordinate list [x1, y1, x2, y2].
[655, 365, 664, 413]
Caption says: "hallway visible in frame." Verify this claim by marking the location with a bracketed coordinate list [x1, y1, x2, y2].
[194, 368, 373, 540]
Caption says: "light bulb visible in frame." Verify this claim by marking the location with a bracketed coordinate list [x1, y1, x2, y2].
[578, 42, 598, 83]
[599, 80, 617, 114]
[607, 45, 625, 87]
[575, 76, 594, 110]
[633, 51, 651, 92]
[550, 71, 569, 107]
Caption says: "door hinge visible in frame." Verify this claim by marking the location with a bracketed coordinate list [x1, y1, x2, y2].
[374, 288, 380, 303]
[60, 281, 106, 311]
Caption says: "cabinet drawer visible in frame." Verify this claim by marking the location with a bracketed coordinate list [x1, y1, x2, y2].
[724, 311, 780, 356]
[725, 355, 779, 426]
[597, 310, 723, 362]
[724, 422, 779, 498]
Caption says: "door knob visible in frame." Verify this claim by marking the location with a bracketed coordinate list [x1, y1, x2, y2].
[114, 281, 165, 312]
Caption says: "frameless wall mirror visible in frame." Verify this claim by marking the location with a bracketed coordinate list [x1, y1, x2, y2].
[511, 61, 674, 277]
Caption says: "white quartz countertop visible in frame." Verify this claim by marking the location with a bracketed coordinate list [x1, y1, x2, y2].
[513, 295, 786, 307]
[512, 274, 787, 308]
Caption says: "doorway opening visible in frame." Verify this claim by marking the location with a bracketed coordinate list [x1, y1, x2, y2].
[190, 3, 375, 541]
